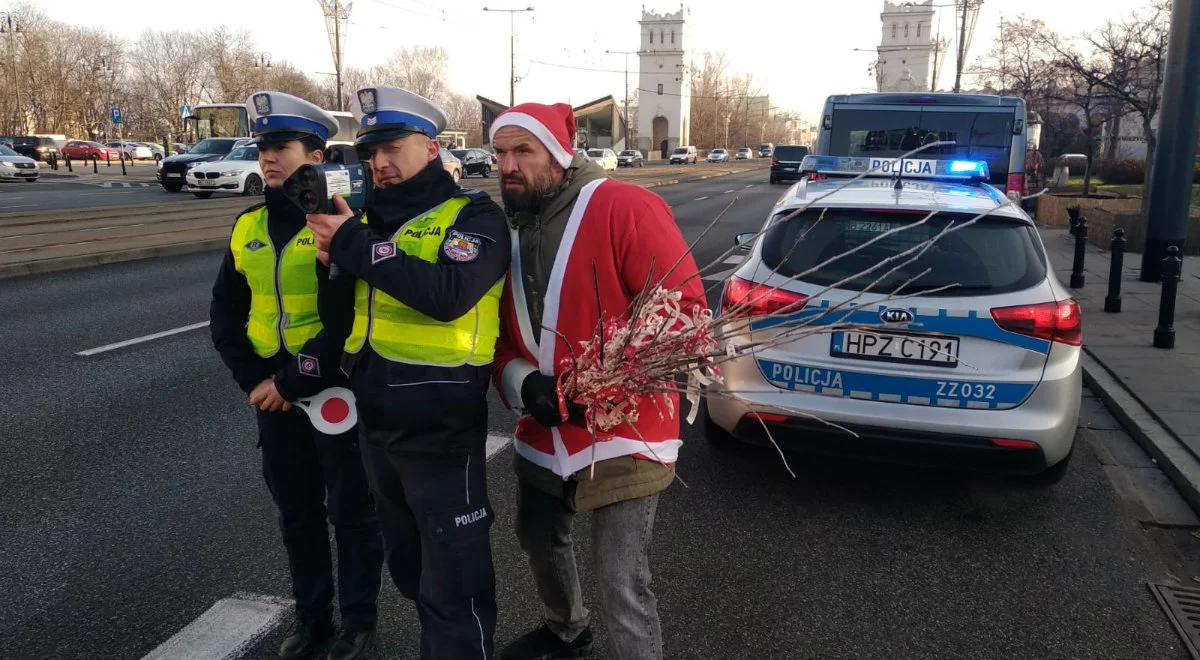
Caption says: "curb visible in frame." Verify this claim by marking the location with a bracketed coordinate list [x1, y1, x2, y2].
[1081, 350, 1200, 513]
[0, 238, 226, 280]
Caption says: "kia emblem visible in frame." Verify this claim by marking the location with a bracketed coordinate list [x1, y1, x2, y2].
[880, 308, 914, 324]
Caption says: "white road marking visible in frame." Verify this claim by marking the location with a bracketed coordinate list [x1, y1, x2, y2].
[75, 321, 210, 356]
[486, 434, 512, 459]
[722, 189, 735, 194]
[0, 204, 36, 210]
[702, 267, 739, 283]
[722, 256, 744, 265]
[744, 184, 755, 188]
[694, 196, 708, 201]
[140, 593, 291, 660]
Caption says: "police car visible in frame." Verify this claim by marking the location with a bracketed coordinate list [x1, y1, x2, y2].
[704, 155, 1081, 481]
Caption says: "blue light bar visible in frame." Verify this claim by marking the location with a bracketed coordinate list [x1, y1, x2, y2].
[800, 155, 991, 181]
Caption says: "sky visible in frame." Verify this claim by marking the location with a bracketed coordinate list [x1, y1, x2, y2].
[21, 0, 1137, 121]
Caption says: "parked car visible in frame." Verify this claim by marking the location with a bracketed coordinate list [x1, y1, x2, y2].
[450, 148, 494, 177]
[157, 137, 241, 192]
[0, 144, 39, 182]
[707, 148, 730, 163]
[736, 147, 753, 160]
[11, 136, 59, 162]
[586, 148, 618, 171]
[0, 136, 14, 149]
[439, 146, 462, 184]
[617, 150, 644, 167]
[706, 155, 1080, 482]
[185, 143, 264, 198]
[768, 145, 811, 184]
[106, 141, 154, 160]
[62, 140, 122, 162]
[130, 142, 169, 161]
[669, 146, 697, 164]
[171, 142, 190, 155]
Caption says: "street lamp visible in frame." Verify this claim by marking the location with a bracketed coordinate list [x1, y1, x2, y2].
[94, 55, 115, 144]
[253, 51, 272, 69]
[2, 12, 23, 134]
[482, 6, 534, 107]
[606, 49, 637, 150]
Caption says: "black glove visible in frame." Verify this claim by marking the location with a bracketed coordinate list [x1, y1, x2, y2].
[521, 373, 585, 427]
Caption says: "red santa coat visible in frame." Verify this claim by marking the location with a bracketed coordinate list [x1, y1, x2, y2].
[494, 177, 707, 479]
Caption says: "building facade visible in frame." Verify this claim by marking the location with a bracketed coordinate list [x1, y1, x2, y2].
[636, 7, 691, 160]
[876, 0, 937, 93]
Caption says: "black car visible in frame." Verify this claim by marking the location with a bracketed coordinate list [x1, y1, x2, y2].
[617, 150, 644, 167]
[11, 136, 60, 162]
[157, 138, 241, 192]
[769, 145, 811, 184]
[450, 149, 494, 177]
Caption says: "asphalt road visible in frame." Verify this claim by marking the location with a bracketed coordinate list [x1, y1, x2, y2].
[0, 159, 742, 213]
[2, 169, 1197, 659]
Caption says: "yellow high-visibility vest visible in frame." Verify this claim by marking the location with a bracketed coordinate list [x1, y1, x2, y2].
[345, 196, 503, 366]
[229, 206, 322, 358]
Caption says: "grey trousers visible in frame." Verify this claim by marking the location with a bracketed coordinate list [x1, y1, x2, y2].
[515, 479, 662, 660]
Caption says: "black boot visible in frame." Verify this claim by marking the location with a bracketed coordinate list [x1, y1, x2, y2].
[500, 623, 593, 660]
[325, 628, 374, 660]
[278, 614, 335, 659]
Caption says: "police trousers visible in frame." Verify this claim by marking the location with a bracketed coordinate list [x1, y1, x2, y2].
[257, 408, 384, 631]
[355, 370, 497, 660]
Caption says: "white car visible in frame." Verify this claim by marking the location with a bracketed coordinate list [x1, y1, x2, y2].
[0, 144, 38, 182]
[185, 143, 264, 198]
[707, 148, 730, 163]
[107, 141, 154, 160]
[705, 155, 1081, 482]
[586, 148, 618, 171]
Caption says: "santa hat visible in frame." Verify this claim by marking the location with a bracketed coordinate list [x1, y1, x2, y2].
[489, 102, 576, 168]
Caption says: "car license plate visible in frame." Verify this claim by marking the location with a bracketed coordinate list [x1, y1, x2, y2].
[165, 173, 181, 178]
[197, 182, 216, 187]
[832, 330, 959, 367]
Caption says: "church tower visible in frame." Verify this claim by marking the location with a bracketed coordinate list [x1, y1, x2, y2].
[637, 6, 690, 159]
[876, 1, 937, 92]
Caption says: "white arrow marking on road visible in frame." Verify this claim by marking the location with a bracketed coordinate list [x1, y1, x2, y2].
[75, 321, 210, 356]
[139, 593, 291, 660]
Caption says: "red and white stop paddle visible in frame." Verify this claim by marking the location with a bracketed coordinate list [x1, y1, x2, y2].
[294, 387, 358, 435]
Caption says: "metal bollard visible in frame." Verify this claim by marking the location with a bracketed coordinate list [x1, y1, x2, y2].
[92, 156, 98, 174]
[1104, 229, 1126, 313]
[1070, 215, 1088, 288]
[120, 151, 127, 176]
[1067, 206, 1081, 237]
[1153, 245, 1182, 349]
[106, 151, 111, 167]
[65, 154, 72, 172]
[49, 152, 58, 171]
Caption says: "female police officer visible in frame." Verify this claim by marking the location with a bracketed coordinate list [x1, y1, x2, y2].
[209, 91, 383, 660]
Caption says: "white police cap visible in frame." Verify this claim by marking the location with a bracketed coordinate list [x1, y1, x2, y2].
[246, 91, 339, 144]
[353, 86, 447, 145]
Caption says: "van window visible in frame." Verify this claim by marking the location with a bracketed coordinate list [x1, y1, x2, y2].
[672, 147, 689, 155]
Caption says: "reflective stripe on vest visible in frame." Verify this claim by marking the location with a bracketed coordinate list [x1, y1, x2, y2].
[345, 196, 504, 367]
[229, 206, 322, 358]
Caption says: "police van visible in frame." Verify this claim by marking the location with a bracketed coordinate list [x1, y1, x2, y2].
[704, 155, 1081, 482]
[815, 93, 1028, 199]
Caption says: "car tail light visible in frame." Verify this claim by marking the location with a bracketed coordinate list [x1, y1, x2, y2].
[991, 438, 1039, 450]
[722, 276, 808, 319]
[1006, 172, 1025, 197]
[991, 299, 1081, 346]
[771, 158, 778, 166]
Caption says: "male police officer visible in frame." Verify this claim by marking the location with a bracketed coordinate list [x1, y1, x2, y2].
[306, 87, 510, 659]
[210, 92, 384, 660]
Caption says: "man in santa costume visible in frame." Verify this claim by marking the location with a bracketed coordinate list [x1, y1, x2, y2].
[489, 102, 705, 660]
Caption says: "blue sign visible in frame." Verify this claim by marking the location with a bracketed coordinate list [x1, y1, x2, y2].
[180, 105, 192, 120]
[111, 107, 122, 125]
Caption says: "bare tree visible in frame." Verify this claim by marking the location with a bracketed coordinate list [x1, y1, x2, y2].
[973, 17, 1057, 117]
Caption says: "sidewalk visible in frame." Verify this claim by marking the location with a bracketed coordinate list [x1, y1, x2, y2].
[1039, 225, 1200, 510]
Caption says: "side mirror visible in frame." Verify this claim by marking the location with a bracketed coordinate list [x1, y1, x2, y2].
[734, 232, 756, 250]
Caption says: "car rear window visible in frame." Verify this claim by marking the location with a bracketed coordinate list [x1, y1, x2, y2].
[760, 208, 1046, 296]
[587, 150, 604, 157]
[774, 146, 809, 161]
